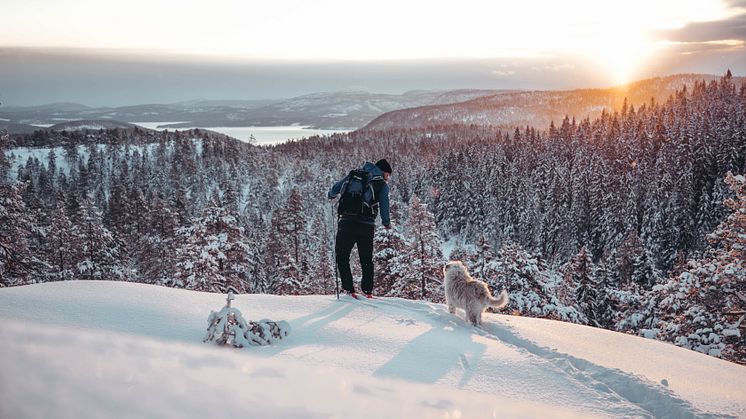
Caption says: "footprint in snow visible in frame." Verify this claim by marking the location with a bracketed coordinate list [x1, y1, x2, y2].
[459, 353, 470, 369]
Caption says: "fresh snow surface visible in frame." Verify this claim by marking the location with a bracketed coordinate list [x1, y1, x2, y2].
[130, 123, 351, 145]
[1, 282, 745, 418]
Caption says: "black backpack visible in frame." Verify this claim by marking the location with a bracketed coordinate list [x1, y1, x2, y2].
[337, 169, 382, 217]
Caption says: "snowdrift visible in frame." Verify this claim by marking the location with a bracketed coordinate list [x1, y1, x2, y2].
[0, 281, 744, 418]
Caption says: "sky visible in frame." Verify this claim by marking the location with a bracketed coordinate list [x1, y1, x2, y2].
[1, 0, 745, 106]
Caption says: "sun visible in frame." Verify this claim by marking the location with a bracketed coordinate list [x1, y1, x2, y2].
[597, 35, 656, 85]
[573, 18, 657, 85]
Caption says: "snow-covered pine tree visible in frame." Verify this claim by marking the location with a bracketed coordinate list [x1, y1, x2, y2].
[655, 172, 746, 363]
[494, 242, 585, 323]
[0, 179, 38, 286]
[204, 291, 292, 348]
[173, 201, 249, 293]
[402, 195, 443, 301]
[75, 194, 118, 280]
[473, 233, 496, 278]
[138, 193, 180, 286]
[374, 217, 410, 299]
[304, 210, 336, 295]
[616, 230, 658, 288]
[567, 246, 599, 326]
[45, 202, 77, 281]
[0, 130, 10, 181]
[263, 190, 306, 295]
[447, 242, 478, 266]
[592, 260, 617, 329]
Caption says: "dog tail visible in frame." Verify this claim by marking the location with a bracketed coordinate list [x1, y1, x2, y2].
[489, 289, 509, 309]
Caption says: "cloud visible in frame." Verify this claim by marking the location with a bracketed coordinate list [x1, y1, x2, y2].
[491, 69, 516, 76]
[655, 12, 746, 44]
[530, 63, 575, 73]
[723, 0, 746, 8]
[660, 39, 744, 56]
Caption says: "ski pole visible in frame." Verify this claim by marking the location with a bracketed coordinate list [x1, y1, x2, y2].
[332, 201, 339, 300]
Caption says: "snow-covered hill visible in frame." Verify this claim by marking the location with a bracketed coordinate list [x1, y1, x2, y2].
[363, 73, 746, 131]
[0, 89, 500, 131]
[1, 282, 744, 418]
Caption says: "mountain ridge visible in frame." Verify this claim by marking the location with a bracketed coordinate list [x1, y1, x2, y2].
[363, 73, 745, 131]
[0, 89, 503, 131]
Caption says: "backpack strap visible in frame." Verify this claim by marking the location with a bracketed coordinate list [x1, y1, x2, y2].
[370, 179, 385, 205]
[339, 175, 351, 195]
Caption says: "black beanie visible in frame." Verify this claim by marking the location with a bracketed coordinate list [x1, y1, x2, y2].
[375, 159, 392, 173]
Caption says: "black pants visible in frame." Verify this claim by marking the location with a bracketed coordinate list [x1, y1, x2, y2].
[335, 220, 375, 294]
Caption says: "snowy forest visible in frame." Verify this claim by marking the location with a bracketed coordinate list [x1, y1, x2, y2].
[1, 73, 744, 364]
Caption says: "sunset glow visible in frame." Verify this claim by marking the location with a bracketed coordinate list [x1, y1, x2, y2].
[0, 0, 740, 84]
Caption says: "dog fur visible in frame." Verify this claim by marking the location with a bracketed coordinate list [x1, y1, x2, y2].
[443, 260, 509, 326]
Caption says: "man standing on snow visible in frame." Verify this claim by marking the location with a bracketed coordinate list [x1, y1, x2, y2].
[328, 159, 392, 298]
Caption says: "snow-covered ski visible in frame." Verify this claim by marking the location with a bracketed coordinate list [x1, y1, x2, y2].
[339, 292, 376, 300]
[338, 293, 377, 306]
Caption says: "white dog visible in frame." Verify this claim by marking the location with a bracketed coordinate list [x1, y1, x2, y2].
[443, 260, 509, 326]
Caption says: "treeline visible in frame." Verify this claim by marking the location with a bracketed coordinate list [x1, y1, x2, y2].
[0, 73, 744, 363]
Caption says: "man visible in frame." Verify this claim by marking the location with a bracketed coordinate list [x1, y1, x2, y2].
[328, 159, 392, 298]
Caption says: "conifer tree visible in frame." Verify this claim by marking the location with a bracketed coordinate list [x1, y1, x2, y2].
[403, 195, 443, 301]
[45, 203, 77, 280]
[173, 202, 249, 293]
[374, 227, 410, 296]
[75, 195, 118, 280]
[0, 181, 37, 286]
[568, 246, 599, 326]
[139, 193, 180, 285]
[656, 172, 746, 363]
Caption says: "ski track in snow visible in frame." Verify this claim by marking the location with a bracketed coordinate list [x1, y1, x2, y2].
[367, 298, 726, 419]
[318, 296, 732, 418]
[0, 282, 743, 418]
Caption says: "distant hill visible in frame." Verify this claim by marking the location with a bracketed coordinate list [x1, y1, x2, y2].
[159, 89, 507, 130]
[0, 122, 42, 135]
[0, 90, 502, 130]
[0, 102, 91, 113]
[48, 120, 141, 131]
[0, 119, 147, 136]
[363, 74, 746, 131]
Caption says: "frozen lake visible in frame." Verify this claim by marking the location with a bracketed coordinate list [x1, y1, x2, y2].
[131, 122, 352, 145]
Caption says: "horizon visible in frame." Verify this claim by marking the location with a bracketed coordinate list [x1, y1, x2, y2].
[1, 0, 745, 107]
[0, 71, 733, 109]
[1, 56, 742, 109]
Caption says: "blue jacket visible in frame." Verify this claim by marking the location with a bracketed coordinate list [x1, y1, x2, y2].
[329, 161, 390, 226]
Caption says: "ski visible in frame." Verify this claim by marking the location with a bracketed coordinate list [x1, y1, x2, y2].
[341, 292, 376, 300]
[337, 292, 378, 306]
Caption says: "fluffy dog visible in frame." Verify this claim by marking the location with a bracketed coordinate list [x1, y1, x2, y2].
[443, 260, 509, 326]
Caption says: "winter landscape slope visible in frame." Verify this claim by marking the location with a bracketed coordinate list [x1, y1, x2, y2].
[1, 281, 744, 418]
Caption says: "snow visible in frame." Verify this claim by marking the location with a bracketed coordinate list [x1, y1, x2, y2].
[63, 124, 108, 131]
[1, 281, 745, 418]
[640, 328, 658, 339]
[5, 145, 101, 178]
[130, 123, 352, 145]
[722, 328, 741, 337]
[441, 236, 465, 259]
[5, 143, 159, 179]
